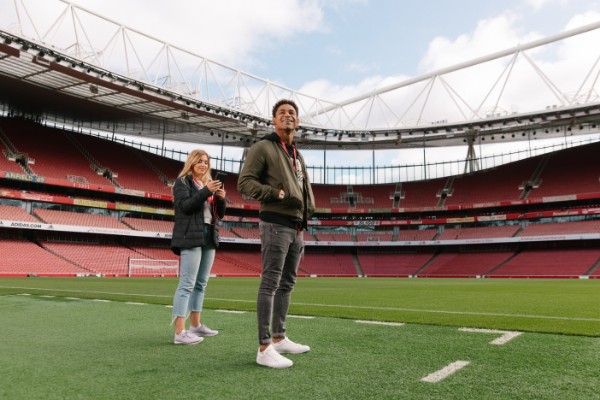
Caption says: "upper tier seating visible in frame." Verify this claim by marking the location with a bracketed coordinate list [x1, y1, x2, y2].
[397, 177, 447, 208]
[0, 119, 111, 186]
[530, 142, 600, 197]
[311, 184, 346, 209]
[0, 142, 27, 174]
[444, 156, 540, 205]
[73, 134, 172, 195]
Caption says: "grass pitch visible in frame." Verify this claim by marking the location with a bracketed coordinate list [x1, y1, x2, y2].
[0, 277, 599, 399]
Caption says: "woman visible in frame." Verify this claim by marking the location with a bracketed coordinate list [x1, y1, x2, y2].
[170, 149, 226, 345]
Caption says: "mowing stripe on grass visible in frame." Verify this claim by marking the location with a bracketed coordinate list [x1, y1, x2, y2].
[421, 361, 470, 383]
[3, 285, 600, 323]
[356, 320, 405, 326]
[459, 328, 523, 345]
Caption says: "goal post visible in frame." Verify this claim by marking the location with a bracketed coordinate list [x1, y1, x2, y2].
[128, 258, 180, 277]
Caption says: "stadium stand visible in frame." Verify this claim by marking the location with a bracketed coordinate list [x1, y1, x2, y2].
[122, 217, 174, 233]
[488, 249, 600, 278]
[69, 132, 172, 195]
[438, 225, 520, 240]
[396, 229, 438, 241]
[518, 219, 600, 236]
[0, 204, 39, 222]
[397, 178, 448, 208]
[355, 230, 394, 242]
[444, 156, 541, 205]
[418, 251, 515, 277]
[40, 241, 142, 276]
[1, 117, 600, 279]
[211, 250, 263, 276]
[230, 226, 260, 239]
[298, 250, 358, 276]
[358, 251, 435, 277]
[313, 231, 354, 242]
[350, 184, 397, 209]
[529, 142, 600, 197]
[0, 119, 112, 186]
[0, 238, 89, 276]
[34, 208, 131, 230]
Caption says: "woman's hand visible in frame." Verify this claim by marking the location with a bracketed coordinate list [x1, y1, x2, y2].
[215, 185, 226, 199]
[207, 180, 221, 194]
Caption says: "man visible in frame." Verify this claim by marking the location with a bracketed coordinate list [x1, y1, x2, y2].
[237, 99, 315, 369]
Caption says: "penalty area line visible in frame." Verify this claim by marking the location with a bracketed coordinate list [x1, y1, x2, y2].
[355, 320, 405, 327]
[459, 327, 522, 345]
[421, 360, 470, 383]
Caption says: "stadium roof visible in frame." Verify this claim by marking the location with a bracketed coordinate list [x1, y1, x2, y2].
[1, 1, 600, 151]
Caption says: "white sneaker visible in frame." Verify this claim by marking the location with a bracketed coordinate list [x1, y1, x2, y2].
[272, 337, 310, 354]
[189, 324, 219, 337]
[174, 330, 204, 345]
[256, 345, 293, 368]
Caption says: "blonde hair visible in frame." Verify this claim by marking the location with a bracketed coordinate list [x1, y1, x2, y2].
[177, 149, 212, 183]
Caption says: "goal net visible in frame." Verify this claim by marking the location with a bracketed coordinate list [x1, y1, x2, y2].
[128, 258, 180, 277]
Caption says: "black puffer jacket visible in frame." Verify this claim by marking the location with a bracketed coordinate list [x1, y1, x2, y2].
[170, 174, 226, 255]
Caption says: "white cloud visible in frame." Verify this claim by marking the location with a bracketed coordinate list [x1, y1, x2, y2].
[419, 13, 542, 73]
[58, 0, 326, 67]
[525, 0, 570, 11]
[346, 62, 379, 73]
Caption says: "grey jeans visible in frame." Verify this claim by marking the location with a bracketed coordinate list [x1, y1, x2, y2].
[257, 221, 304, 345]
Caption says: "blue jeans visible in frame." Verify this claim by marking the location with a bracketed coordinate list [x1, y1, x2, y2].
[257, 221, 304, 345]
[172, 226, 216, 318]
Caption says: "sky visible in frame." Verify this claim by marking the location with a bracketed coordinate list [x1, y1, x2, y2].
[2, 0, 600, 180]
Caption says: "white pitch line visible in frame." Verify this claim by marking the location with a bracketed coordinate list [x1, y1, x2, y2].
[125, 302, 145, 305]
[491, 331, 522, 345]
[2, 286, 599, 323]
[215, 309, 246, 314]
[421, 360, 470, 383]
[355, 320, 405, 327]
[39, 295, 55, 298]
[288, 315, 315, 319]
[459, 328, 523, 345]
[65, 297, 81, 300]
[92, 299, 111, 303]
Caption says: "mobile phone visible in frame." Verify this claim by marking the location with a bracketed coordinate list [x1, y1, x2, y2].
[215, 171, 228, 187]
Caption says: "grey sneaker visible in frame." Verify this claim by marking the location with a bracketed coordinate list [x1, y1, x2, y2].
[256, 345, 293, 369]
[174, 330, 204, 345]
[189, 324, 219, 337]
[272, 337, 310, 354]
